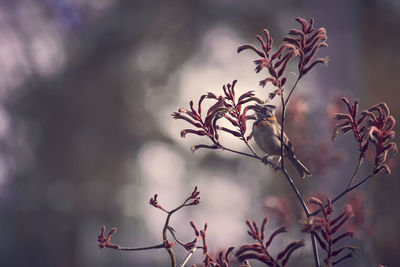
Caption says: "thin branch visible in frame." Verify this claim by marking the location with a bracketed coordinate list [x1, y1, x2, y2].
[284, 76, 301, 106]
[346, 157, 363, 189]
[166, 226, 202, 267]
[220, 145, 261, 159]
[310, 172, 375, 217]
[167, 226, 187, 247]
[310, 234, 321, 267]
[115, 244, 165, 251]
[279, 95, 310, 216]
[242, 136, 260, 158]
[163, 212, 177, 267]
[281, 167, 310, 216]
[181, 247, 198, 267]
[280, 78, 321, 267]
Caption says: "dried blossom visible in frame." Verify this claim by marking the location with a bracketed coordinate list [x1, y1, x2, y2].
[149, 194, 168, 212]
[332, 97, 397, 173]
[301, 197, 359, 266]
[172, 80, 263, 152]
[97, 226, 120, 249]
[236, 217, 304, 266]
[149, 186, 200, 213]
[183, 186, 201, 206]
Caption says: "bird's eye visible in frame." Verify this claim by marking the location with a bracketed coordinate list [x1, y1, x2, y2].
[261, 107, 268, 114]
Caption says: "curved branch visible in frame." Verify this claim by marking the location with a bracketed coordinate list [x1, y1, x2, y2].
[163, 212, 177, 267]
[346, 157, 363, 189]
[279, 95, 310, 216]
[310, 172, 375, 217]
[284, 77, 301, 106]
[115, 244, 165, 251]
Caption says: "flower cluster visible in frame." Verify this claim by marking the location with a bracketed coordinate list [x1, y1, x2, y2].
[172, 80, 263, 153]
[331, 97, 369, 158]
[237, 29, 297, 92]
[237, 17, 328, 100]
[283, 17, 329, 77]
[301, 197, 358, 266]
[235, 217, 304, 266]
[332, 97, 397, 174]
[363, 102, 397, 174]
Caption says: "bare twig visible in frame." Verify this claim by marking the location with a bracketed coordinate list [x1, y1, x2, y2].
[181, 247, 198, 267]
[346, 157, 363, 189]
[242, 136, 260, 158]
[279, 87, 310, 217]
[284, 76, 301, 107]
[163, 212, 177, 266]
[279, 77, 321, 267]
[116, 244, 165, 251]
[220, 145, 261, 160]
[214, 139, 283, 168]
[310, 172, 375, 217]
[310, 234, 321, 267]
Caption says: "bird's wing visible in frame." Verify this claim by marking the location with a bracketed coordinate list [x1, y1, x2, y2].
[274, 123, 295, 155]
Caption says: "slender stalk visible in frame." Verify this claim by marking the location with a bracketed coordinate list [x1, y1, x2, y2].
[281, 167, 310, 216]
[310, 172, 375, 217]
[346, 157, 363, 189]
[279, 78, 321, 267]
[167, 226, 201, 267]
[163, 212, 177, 267]
[279, 95, 310, 216]
[116, 244, 165, 251]
[310, 234, 321, 267]
[284, 76, 301, 106]
[162, 198, 193, 267]
[242, 137, 260, 158]
[181, 247, 197, 267]
[210, 136, 260, 160]
[220, 146, 260, 159]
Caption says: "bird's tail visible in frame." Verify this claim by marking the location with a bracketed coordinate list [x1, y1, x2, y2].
[288, 155, 311, 178]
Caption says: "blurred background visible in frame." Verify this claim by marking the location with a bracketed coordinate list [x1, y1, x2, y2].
[0, 0, 399, 266]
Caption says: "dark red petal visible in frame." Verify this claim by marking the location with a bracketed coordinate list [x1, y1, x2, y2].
[180, 129, 207, 138]
[191, 144, 219, 153]
[265, 225, 288, 248]
[295, 17, 308, 33]
[256, 35, 268, 54]
[237, 44, 266, 57]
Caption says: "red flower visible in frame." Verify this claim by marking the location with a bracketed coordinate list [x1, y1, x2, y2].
[236, 217, 304, 266]
[332, 98, 397, 174]
[302, 197, 358, 266]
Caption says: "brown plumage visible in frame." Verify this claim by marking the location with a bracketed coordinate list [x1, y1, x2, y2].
[252, 104, 311, 178]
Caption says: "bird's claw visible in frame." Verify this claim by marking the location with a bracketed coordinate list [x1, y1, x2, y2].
[262, 156, 280, 171]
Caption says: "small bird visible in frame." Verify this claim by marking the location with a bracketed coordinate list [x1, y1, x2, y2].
[251, 104, 311, 178]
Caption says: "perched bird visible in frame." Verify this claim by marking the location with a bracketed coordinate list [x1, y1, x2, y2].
[252, 104, 311, 178]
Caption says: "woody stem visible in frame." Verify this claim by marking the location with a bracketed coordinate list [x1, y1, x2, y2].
[346, 157, 363, 189]
[279, 77, 321, 267]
